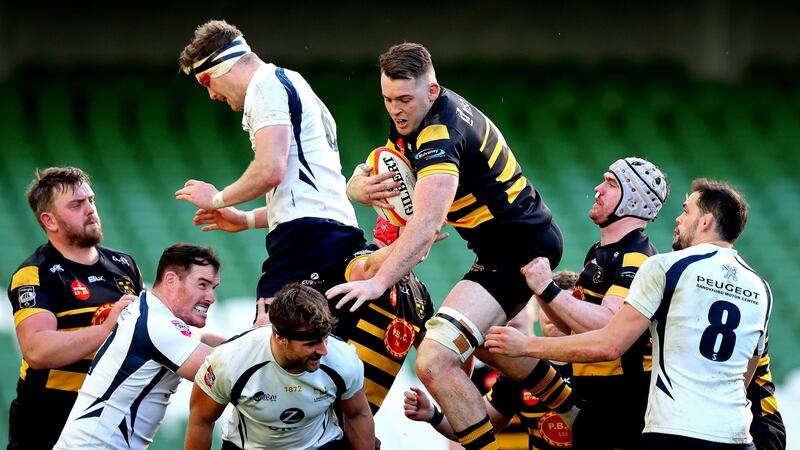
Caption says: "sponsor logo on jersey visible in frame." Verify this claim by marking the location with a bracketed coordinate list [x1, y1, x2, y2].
[722, 264, 738, 281]
[88, 275, 105, 283]
[384, 317, 415, 360]
[203, 366, 215, 388]
[171, 320, 192, 337]
[455, 108, 474, 126]
[313, 387, 334, 402]
[415, 148, 446, 161]
[301, 272, 324, 287]
[115, 276, 136, 295]
[279, 408, 305, 424]
[521, 389, 540, 406]
[112, 255, 131, 267]
[71, 280, 91, 300]
[49, 264, 64, 274]
[253, 391, 277, 402]
[537, 410, 572, 448]
[18, 286, 36, 308]
[696, 275, 760, 301]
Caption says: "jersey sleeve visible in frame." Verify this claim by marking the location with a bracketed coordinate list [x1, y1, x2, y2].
[625, 256, 666, 320]
[8, 265, 58, 326]
[339, 342, 365, 400]
[194, 350, 233, 405]
[607, 251, 651, 300]
[412, 124, 461, 180]
[246, 73, 291, 134]
[147, 316, 202, 372]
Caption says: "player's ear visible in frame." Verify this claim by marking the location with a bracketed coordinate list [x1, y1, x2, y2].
[428, 82, 440, 101]
[40, 212, 58, 232]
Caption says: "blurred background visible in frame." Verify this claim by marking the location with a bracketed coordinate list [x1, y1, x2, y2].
[0, 1, 798, 448]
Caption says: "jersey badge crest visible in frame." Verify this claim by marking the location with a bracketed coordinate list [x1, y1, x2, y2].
[592, 268, 603, 284]
[18, 286, 36, 308]
[71, 280, 91, 300]
[414, 294, 426, 320]
[384, 317, 415, 360]
[171, 320, 192, 337]
[115, 276, 136, 295]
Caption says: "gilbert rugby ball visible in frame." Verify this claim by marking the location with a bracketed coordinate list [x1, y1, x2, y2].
[367, 146, 416, 226]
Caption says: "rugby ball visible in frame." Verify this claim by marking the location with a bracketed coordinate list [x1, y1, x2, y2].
[367, 147, 416, 227]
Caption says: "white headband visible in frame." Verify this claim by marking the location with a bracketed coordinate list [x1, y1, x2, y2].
[191, 37, 252, 81]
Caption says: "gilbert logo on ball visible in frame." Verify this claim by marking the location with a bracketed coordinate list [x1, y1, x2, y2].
[367, 147, 416, 227]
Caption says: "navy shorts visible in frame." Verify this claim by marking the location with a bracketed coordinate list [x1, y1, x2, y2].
[256, 218, 366, 299]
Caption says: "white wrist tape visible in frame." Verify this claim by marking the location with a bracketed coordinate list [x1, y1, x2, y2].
[245, 210, 257, 230]
[212, 191, 226, 209]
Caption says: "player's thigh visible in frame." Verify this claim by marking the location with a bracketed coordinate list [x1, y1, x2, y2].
[440, 279, 507, 334]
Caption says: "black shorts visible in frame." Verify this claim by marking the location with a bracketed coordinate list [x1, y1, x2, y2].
[750, 412, 786, 450]
[462, 222, 563, 318]
[257, 218, 366, 298]
[639, 433, 756, 450]
[8, 385, 77, 450]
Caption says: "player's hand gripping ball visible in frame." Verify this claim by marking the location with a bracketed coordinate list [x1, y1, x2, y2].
[367, 147, 416, 226]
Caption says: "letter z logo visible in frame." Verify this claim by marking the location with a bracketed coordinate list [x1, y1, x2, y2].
[280, 408, 305, 424]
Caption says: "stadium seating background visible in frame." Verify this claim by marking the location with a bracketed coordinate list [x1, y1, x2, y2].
[1, 60, 799, 447]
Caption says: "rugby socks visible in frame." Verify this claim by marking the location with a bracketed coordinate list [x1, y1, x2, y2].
[455, 415, 498, 450]
[523, 359, 575, 412]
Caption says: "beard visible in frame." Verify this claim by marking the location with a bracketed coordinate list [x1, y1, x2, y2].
[62, 218, 103, 248]
[672, 226, 694, 251]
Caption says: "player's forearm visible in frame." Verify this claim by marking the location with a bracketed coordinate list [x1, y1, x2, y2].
[250, 206, 270, 228]
[536, 300, 573, 335]
[548, 293, 616, 334]
[183, 421, 213, 450]
[362, 244, 395, 278]
[344, 415, 375, 450]
[524, 331, 622, 363]
[22, 325, 111, 369]
[220, 162, 279, 206]
[373, 214, 438, 289]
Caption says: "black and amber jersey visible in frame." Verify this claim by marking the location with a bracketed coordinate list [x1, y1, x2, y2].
[488, 368, 574, 450]
[387, 87, 553, 253]
[334, 246, 434, 413]
[6, 242, 143, 448]
[571, 229, 655, 384]
[747, 336, 786, 450]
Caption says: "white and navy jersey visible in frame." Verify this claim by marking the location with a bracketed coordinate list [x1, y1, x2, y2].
[626, 243, 772, 444]
[196, 326, 363, 450]
[243, 63, 358, 231]
[55, 291, 201, 449]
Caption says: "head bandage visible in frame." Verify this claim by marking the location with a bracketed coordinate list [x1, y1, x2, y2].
[605, 157, 668, 225]
[273, 324, 330, 342]
[190, 36, 252, 81]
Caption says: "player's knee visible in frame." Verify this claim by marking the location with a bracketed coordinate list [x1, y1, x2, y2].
[420, 307, 484, 366]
